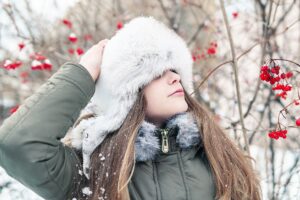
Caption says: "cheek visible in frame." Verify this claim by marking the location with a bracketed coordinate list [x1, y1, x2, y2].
[144, 80, 170, 108]
[148, 91, 168, 106]
[145, 90, 168, 111]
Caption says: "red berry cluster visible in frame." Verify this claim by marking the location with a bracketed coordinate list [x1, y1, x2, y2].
[3, 60, 22, 70]
[260, 59, 300, 140]
[260, 64, 293, 100]
[2, 41, 26, 70]
[192, 41, 218, 62]
[29, 52, 52, 71]
[3, 47, 52, 72]
[63, 19, 122, 56]
[62, 19, 87, 56]
[268, 129, 287, 140]
[207, 42, 217, 55]
[268, 100, 300, 140]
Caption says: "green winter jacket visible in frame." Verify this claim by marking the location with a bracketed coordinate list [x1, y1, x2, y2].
[0, 62, 216, 200]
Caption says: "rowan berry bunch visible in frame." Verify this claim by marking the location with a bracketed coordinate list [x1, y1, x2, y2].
[62, 19, 87, 56]
[260, 61, 294, 100]
[268, 129, 287, 140]
[259, 59, 300, 140]
[2, 47, 53, 79]
[192, 41, 218, 62]
[62, 18, 123, 56]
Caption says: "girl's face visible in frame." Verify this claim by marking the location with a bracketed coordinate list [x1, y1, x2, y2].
[144, 69, 188, 127]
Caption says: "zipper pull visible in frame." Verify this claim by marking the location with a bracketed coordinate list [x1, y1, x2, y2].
[161, 128, 169, 153]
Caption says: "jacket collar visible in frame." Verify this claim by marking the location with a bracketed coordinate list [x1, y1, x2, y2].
[134, 111, 202, 162]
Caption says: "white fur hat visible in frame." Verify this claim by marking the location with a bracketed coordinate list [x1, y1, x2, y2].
[68, 15, 195, 179]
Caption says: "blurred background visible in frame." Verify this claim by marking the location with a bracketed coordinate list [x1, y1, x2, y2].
[0, 0, 299, 199]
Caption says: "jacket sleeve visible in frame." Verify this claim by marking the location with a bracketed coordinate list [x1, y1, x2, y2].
[0, 62, 95, 200]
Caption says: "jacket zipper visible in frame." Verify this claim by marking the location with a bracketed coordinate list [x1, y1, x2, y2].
[159, 128, 170, 153]
[151, 128, 170, 200]
[158, 128, 190, 199]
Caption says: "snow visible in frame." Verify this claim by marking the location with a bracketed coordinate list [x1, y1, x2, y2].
[99, 153, 106, 161]
[0, 167, 43, 200]
[100, 187, 105, 194]
[82, 186, 92, 196]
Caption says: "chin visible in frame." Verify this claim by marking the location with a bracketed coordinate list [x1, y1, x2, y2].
[172, 102, 188, 114]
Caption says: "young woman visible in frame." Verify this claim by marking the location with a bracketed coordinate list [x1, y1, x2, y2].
[0, 16, 262, 200]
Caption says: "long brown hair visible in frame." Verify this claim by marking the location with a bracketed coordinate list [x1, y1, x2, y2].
[64, 88, 262, 200]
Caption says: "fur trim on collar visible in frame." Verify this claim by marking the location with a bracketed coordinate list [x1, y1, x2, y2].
[135, 111, 202, 162]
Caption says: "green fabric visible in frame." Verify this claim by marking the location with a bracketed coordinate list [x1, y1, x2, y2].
[128, 145, 216, 200]
[0, 62, 95, 200]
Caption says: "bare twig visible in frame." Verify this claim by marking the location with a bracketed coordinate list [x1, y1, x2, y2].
[219, 0, 250, 155]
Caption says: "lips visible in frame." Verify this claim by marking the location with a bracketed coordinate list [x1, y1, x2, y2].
[169, 88, 184, 96]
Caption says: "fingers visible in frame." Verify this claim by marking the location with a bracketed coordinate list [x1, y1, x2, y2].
[97, 39, 109, 46]
[90, 39, 108, 54]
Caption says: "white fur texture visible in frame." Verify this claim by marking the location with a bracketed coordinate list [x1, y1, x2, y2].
[68, 15, 195, 179]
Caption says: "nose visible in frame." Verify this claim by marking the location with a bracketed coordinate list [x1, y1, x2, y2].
[167, 70, 181, 84]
